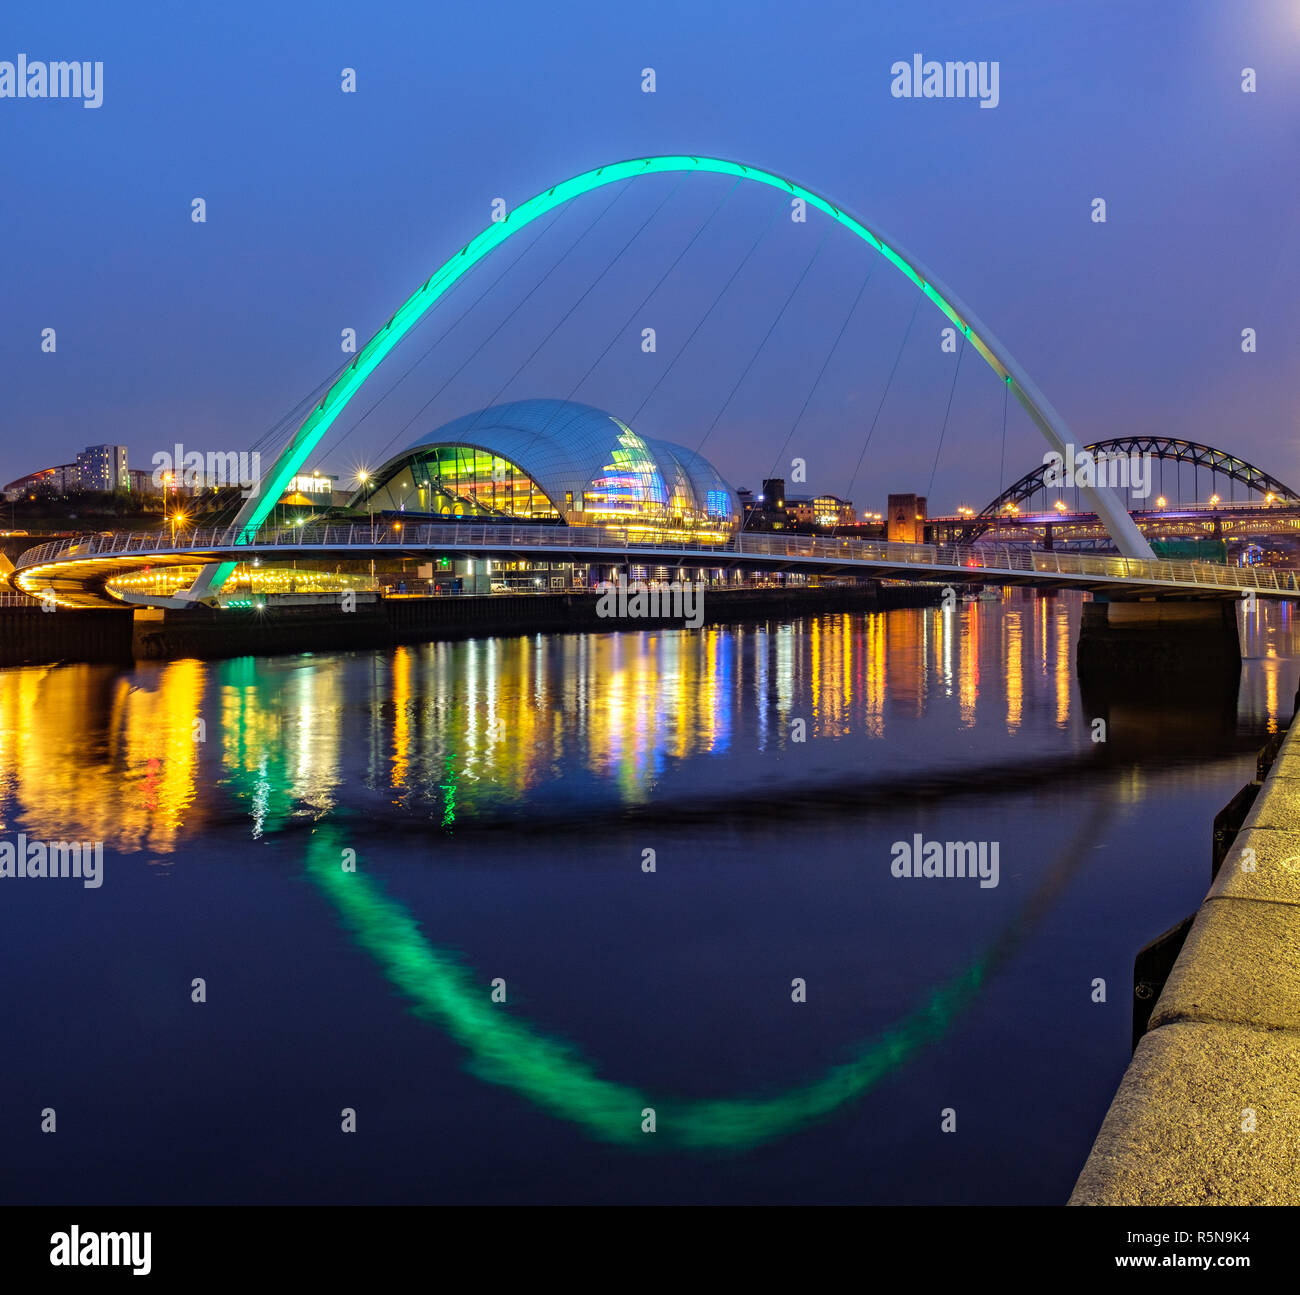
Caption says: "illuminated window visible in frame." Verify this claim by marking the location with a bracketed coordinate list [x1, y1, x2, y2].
[583, 424, 669, 521]
[373, 446, 559, 520]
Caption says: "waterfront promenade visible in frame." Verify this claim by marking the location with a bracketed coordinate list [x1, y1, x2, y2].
[1071, 713, 1300, 1204]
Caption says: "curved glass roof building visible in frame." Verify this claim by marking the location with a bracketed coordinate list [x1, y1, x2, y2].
[353, 399, 738, 536]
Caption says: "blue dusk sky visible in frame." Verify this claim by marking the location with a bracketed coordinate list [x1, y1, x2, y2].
[2, 0, 1298, 512]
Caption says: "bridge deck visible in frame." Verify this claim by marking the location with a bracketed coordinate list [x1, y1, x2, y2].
[11, 522, 1300, 608]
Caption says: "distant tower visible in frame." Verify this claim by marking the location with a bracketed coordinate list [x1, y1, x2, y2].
[754, 478, 787, 529]
[887, 493, 927, 544]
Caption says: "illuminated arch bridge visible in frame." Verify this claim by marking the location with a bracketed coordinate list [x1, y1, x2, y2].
[976, 438, 1300, 525]
[177, 150, 1157, 600]
[20, 158, 1293, 605]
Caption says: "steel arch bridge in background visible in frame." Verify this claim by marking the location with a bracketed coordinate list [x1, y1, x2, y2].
[966, 437, 1300, 539]
[185, 153, 1156, 600]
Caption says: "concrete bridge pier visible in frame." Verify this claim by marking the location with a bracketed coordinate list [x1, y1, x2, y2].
[1076, 596, 1241, 693]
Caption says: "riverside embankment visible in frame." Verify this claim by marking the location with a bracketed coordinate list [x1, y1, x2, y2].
[0, 582, 941, 665]
[1070, 712, 1300, 1205]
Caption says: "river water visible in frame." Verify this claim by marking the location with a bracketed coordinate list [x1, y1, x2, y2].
[0, 591, 1292, 1204]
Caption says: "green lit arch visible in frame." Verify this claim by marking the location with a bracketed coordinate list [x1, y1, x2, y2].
[191, 154, 1151, 596]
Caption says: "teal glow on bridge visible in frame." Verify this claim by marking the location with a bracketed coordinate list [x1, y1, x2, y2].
[189, 153, 1156, 597]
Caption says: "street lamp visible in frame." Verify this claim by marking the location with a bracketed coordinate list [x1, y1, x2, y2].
[1209, 494, 1221, 507]
[1156, 496, 1167, 509]
[1054, 499, 1067, 513]
[354, 469, 377, 586]
[356, 469, 376, 540]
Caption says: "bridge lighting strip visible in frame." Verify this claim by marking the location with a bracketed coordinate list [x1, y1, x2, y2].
[12, 560, 101, 608]
[15, 539, 1300, 607]
[203, 154, 1113, 592]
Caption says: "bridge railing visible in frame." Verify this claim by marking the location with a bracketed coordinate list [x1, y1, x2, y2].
[12, 521, 1298, 596]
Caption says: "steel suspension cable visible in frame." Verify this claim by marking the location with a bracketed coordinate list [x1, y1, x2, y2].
[926, 332, 966, 499]
[545, 177, 744, 430]
[750, 256, 879, 528]
[195, 371, 348, 528]
[404, 177, 685, 455]
[625, 199, 787, 429]
[368, 179, 636, 468]
[314, 201, 570, 470]
[694, 223, 834, 459]
[844, 292, 923, 506]
[245, 366, 348, 458]
[998, 375, 1009, 500]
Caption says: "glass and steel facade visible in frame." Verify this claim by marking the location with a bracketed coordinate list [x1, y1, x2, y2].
[401, 445, 559, 520]
[353, 399, 738, 537]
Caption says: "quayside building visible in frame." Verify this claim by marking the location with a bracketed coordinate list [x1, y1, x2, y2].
[353, 398, 738, 538]
[346, 398, 742, 593]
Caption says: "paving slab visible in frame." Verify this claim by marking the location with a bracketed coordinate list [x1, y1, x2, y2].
[1070, 1021, 1300, 1205]
[1149, 896, 1300, 1031]
[1211, 825, 1300, 906]
[1242, 776, 1300, 832]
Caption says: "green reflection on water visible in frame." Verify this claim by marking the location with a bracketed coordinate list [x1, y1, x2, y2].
[304, 823, 987, 1150]
[201, 646, 1070, 1154]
